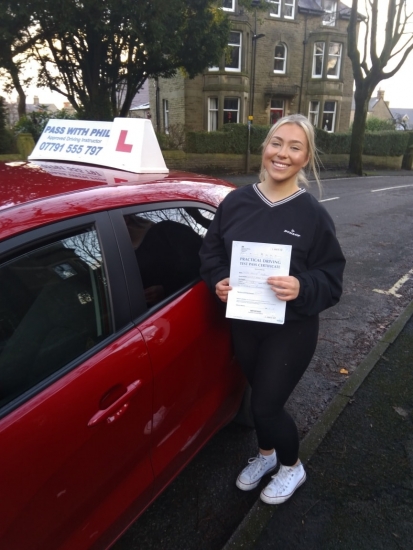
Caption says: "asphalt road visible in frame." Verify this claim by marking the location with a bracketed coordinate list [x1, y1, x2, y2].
[113, 172, 413, 550]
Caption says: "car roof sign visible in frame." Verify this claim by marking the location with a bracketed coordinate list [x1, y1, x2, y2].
[28, 118, 169, 174]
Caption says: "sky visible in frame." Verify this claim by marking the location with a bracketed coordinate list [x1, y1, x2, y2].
[3, 2, 413, 111]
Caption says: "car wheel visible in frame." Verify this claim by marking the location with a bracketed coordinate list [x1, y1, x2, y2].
[233, 384, 254, 427]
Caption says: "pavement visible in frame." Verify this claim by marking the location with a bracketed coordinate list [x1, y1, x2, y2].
[222, 298, 413, 550]
[214, 167, 412, 187]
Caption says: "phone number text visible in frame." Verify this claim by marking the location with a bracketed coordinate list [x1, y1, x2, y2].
[39, 142, 103, 156]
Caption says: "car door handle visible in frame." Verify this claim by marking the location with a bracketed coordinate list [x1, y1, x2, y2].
[88, 380, 142, 427]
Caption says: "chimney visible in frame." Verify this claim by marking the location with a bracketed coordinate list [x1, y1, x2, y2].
[34, 95, 39, 105]
[377, 89, 385, 100]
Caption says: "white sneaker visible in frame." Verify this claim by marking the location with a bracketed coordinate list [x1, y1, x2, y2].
[236, 452, 278, 491]
[260, 462, 306, 504]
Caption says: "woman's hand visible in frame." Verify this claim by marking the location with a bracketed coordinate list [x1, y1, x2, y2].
[267, 276, 300, 301]
[215, 278, 232, 303]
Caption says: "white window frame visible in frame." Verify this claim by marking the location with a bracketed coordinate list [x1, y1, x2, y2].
[268, 0, 295, 19]
[322, 101, 336, 132]
[268, 0, 281, 17]
[326, 42, 342, 79]
[225, 31, 242, 72]
[273, 43, 287, 74]
[270, 99, 285, 125]
[163, 99, 169, 134]
[308, 100, 320, 127]
[222, 0, 235, 12]
[223, 97, 240, 124]
[322, 0, 337, 26]
[208, 98, 219, 132]
[284, 0, 295, 19]
[312, 42, 325, 78]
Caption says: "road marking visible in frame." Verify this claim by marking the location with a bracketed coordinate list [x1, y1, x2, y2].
[373, 268, 413, 298]
[371, 184, 413, 193]
[319, 197, 340, 202]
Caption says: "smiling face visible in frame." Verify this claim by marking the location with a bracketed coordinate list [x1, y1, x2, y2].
[262, 123, 310, 190]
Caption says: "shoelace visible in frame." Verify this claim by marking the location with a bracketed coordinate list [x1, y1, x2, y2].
[270, 466, 294, 492]
[245, 455, 271, 477]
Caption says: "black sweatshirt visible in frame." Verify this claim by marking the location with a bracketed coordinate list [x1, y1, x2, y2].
[199, 184, 346, 321]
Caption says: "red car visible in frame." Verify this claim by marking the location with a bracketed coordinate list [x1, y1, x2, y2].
[0, 159, 246, 550]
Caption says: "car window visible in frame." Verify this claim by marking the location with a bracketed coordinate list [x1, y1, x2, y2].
[124, 207, 214, 306]
[0, 227, 112, 408]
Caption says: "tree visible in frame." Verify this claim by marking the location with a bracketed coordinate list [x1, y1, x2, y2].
[0, 2, 39, 118]
[347, 0, 413, 175]
[24, 0, 230, 120]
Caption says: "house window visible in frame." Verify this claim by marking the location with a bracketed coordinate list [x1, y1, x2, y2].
[270, 99, 284, 124]
[268, 0, 295, 19]
[268, 0, 280, 16]
[322, 101, 336, 132]
[226, 32, 242, 72]
[308, 101, 320, 126]
[326, 42, 342, 79]
[312, 41, 342, 79]
[323, 1, 337, 26]
[222, 0, 235, 11]
[223, 97, 239, 124]
[163, 99, 169, 134]
[312, 42, 324, 78]
[274, 43, 287, 73]
[284, 0, 295, 19]
[208, 98, 219, 132]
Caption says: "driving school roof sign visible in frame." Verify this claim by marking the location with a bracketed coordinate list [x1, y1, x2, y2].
[28, 118, 169, 174]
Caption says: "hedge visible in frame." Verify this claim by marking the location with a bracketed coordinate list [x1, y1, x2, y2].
[184, 124, 412, 157]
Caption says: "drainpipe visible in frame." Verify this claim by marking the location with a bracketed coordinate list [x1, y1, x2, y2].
[298, 14, 308, 114]
[155, 77, 160, 133]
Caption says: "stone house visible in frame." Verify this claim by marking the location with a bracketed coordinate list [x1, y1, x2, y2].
[149, 0, 356, 135]
[350, 89, 394, 125]
[6, 95, 58, 127]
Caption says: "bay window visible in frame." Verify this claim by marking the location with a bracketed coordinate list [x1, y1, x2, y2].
[312, 41, 342, 79]
[223, 98, 240, 124]
[208, 98, 219, 132]
[308, 101, 320, 127]
[322, 101, 336, 132]
[226, 32, 242, 72]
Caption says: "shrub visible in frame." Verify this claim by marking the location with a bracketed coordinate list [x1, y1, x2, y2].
[363, 131, 410, 156]
[183, 123, 411, 158]
[13, 106, 77, 142]
[157, 123, 186, 150]
[185, 123, 270, 154]
[365, 116, 395, 132]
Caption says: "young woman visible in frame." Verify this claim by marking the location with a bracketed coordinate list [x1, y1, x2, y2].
[199, 114, 345, 505]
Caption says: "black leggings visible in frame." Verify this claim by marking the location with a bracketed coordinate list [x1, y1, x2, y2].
[231, 316, 319, 466]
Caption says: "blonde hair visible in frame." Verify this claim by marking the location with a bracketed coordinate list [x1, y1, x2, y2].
[259, 114, 321, 191]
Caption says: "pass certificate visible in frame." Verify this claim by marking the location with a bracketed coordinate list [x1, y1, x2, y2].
[226, 241, 292, 324]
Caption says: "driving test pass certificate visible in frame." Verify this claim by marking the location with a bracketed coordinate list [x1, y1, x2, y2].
[226, 241, 292, 324]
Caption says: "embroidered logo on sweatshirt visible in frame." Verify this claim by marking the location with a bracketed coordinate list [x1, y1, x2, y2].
[284, 229, 301, 237]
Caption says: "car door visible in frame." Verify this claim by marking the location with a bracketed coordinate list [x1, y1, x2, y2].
[113, 203, 245, 495]
[0, 213, 154, 550]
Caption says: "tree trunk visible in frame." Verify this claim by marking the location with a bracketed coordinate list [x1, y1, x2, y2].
[348, 88, 370, 175]
[7, 61, 26, 118]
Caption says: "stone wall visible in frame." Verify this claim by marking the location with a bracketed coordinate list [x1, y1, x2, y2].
[163, 151, 405, 174]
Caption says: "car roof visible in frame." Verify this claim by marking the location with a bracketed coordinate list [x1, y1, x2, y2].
[0, 161, 234, 242]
